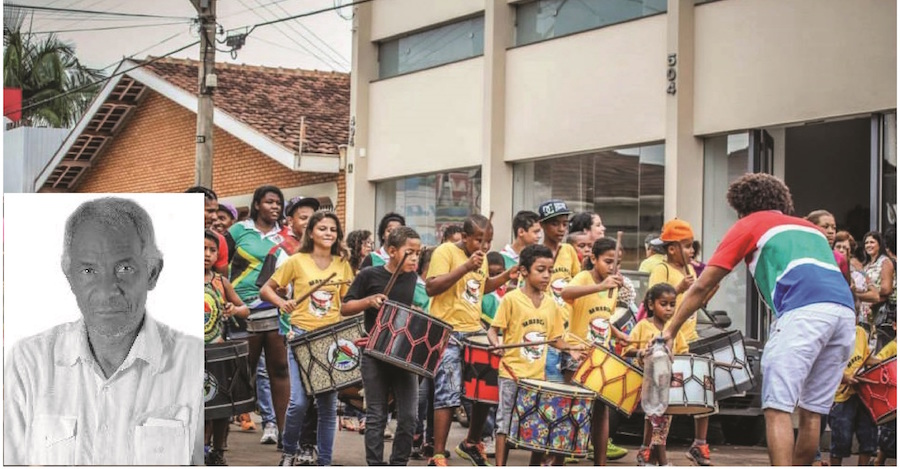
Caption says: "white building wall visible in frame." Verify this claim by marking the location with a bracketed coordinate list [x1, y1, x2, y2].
[370, 0, 484, 41]
[3, 125, 70, 193]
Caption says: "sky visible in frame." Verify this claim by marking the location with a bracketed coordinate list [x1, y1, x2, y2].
[4, 0, 354, 73]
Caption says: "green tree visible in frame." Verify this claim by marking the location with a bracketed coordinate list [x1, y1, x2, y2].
[3, 28, 105, 127]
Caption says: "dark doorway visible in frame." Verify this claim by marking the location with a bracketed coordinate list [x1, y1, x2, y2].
[785, 118, 871, 247]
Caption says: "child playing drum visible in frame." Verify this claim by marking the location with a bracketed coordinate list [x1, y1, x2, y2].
[204, 230, 249, 466]
[647, 219, 714, 466]
[259, 211, 354, 466]
[828, 323, 878, 466]
[561, 237, 629, 465]
[424, 214, 517, 466]
[625, 284, 688, 467]
[487, 244, 583, 466]
[870, 320, 896, 466]
[342, 226, 423, 466]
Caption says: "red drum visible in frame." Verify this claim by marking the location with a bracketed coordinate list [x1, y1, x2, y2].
[857, 357, 897, 425]
[462, 335, 500, 404]
[365, 300, 452, 378]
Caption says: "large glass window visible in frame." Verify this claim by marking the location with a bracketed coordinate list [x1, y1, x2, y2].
[881, 112, 896, 234]
[378, 16, 485, 79]
[703, 134, 750, 336]
[375, 168, 482, 246]
[515, 0, 666, 46]
[512, 143, 665, 270]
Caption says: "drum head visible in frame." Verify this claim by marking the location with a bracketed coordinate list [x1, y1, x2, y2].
[465, 334, 491, 347]
[519, 379, 597, 398]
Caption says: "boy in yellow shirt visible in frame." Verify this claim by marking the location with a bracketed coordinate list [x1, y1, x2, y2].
[869, 320, 896, 466]
[646, 218, 713, 466]
[487, 244, 579, 466]
[828, 325, 877, 466]
[425, 214, 516, 466]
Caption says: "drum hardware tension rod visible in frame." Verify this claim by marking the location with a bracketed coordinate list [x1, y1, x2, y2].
[292, 272, 338, 309]
[610, 231, 623, 298]
[383, 251, 411, 297]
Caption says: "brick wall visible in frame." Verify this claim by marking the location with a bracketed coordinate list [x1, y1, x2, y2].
[76, 90, 345, 223]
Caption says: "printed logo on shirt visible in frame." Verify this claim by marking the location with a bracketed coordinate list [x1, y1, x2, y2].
[204, 371, 218, 402]
[550, 278, 567, 306]
[589, 317, 610, 347]
[464, 278, 482, 305]
[310, 290, 334, 317]
[522, 331, 547, 362]
[328, 339, 360, 372]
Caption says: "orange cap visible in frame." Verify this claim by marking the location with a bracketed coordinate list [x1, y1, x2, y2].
[654, 219, 694, 244]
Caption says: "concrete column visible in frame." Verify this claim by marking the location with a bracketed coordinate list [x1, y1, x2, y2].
[481, 0, 514, 245]
[665, 0, 704, 236]
[346, 3, 378, 232]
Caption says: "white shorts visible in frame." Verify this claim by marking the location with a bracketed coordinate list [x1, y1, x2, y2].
[761, 302, 856, 415]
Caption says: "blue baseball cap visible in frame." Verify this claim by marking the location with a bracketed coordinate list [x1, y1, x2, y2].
[537, 199, 572, 222]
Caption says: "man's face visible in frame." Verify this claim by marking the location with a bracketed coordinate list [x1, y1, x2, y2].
[203, 198, 218, 229]
[289, 206, 315, 235]
[65, 220, 160, 338]
[463, 224, 493, 255]
[541, 215, 568, 244]
[520, 222, 542, 246]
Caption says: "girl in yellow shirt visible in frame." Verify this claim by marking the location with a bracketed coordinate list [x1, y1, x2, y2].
[260, 211, 353, 466]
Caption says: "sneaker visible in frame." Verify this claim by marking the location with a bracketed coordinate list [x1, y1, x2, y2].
[411, 435, 424, 460]
[482, 436, 495, 458]
[205, 449, 227, 466]
[384, 420, 396, 440]
[455, 440, 492, 466]
[636, 446, 652, 467]
[260, 422, 278, 445]
[278, 453, 295, 466]
[428, 454, 449, 466]
[607, 440, 628, 460]
[686, 443, 711, 466]
[295, 445, 317, 466]
[422, 442, 435, 458]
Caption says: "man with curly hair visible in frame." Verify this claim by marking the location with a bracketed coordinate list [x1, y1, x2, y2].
[662, 173, 856, 466]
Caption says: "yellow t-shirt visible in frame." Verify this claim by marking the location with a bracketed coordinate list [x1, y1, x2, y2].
[876, 339, 897, 361]
[624, 318, 689, 357]
[492, 288, 564, 380]
[648, 262, 699, 343]
[565, 270, 618, 348]
[638, 253, 666, 273]
[548, 243, 581, 324]
[269, 253, 353, 331]
[426, 242, 489, 333]
[834, 326, 871, 403]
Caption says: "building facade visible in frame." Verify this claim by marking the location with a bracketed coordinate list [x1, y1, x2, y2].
[347, 0, 897, 341]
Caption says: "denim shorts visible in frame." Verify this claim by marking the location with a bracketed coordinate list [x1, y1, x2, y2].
[494, 378, 518, 436]
[828, 394, 878, 457]
[433, 334, 465, 409]
[761, 302, 855, 414]
[545, 347, 564, 383]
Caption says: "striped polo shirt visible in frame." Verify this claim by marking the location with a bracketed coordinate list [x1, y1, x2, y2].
[707, 210, 854, 318]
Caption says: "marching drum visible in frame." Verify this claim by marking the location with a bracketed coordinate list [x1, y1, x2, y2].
[666, 355, 716, 415]
[205, 341, 256, 420]
[689, 330, 755, 400]
[246, 307, 280, 333]
[365, 300, 452, 378]
[572, 346, 643, 416]
[612, 306, 637, 336]
[857, 357, 897, 425]
[462, 334, 501, 404]
[289, 316, 366, 395]
[507, 379, 595, 457]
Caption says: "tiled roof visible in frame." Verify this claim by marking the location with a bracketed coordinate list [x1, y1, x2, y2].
[140, 57, 350, 154]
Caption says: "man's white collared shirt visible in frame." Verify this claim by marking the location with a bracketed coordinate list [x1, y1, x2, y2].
[4, 315, 203, 465]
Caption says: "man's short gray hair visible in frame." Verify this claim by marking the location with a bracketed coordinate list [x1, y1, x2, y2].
[60, 197, 164, 273]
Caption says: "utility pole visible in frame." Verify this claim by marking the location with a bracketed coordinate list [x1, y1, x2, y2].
[190, 0, 216, 187]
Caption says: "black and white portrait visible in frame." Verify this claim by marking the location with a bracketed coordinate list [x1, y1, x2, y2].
[3, 193, 204, 465]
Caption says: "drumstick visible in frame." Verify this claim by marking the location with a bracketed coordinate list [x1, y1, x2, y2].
[855, 376, 881, 385]
[678, 243, 692, 278]
[488, 339, 559, 351]
[501, 361, 519, 382]
[712, 361, 743, 371]
[383, 250, 412, 297]
[856, 349, 879, 376]
[609, 231, 623, 298]
[292, 272, 338, 309]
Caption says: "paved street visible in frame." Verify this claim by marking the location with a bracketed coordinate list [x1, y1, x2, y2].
[212, 413, 892, 466]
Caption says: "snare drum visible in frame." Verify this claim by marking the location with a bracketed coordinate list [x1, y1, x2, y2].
[462, 335, 500, 404]
[247, 307, 280, 333]
[365, 300, 452, 378]
[666, 355, 716, 415]
[205, 341, 256, 420]
[857, 357, 897, 425]
[572, 346, 643, 416]
[507, 379, 595, 457]
[289, 316, 366, 395]
[612, 306, 637, 336]
[689, 330, 754, 400]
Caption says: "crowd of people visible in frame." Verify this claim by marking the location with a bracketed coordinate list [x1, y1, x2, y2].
[200, 173, 896, 467]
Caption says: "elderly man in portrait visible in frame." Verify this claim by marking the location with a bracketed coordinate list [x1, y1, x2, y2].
[4, 197, 203, 465]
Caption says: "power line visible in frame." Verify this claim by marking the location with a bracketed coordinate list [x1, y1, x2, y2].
[269, 0, 349, 67]
[99, 31, 187, 71]
[4, 39, 200, 119]
[5, 3, 193, 21]
[244, 0, 373, 34]
[251, 0, 348, 70]
[31, 21, 190, 35]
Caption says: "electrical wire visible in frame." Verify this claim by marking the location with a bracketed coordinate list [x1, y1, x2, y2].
[252, 0, 348, 70]
[30, 21, 190, 35]
[4, 39, 200, 119]
[5, 3, 193, 21]
[243, 0, 373, 34]
[99, 31, 187, 71]
[268, 0, 349, 68]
